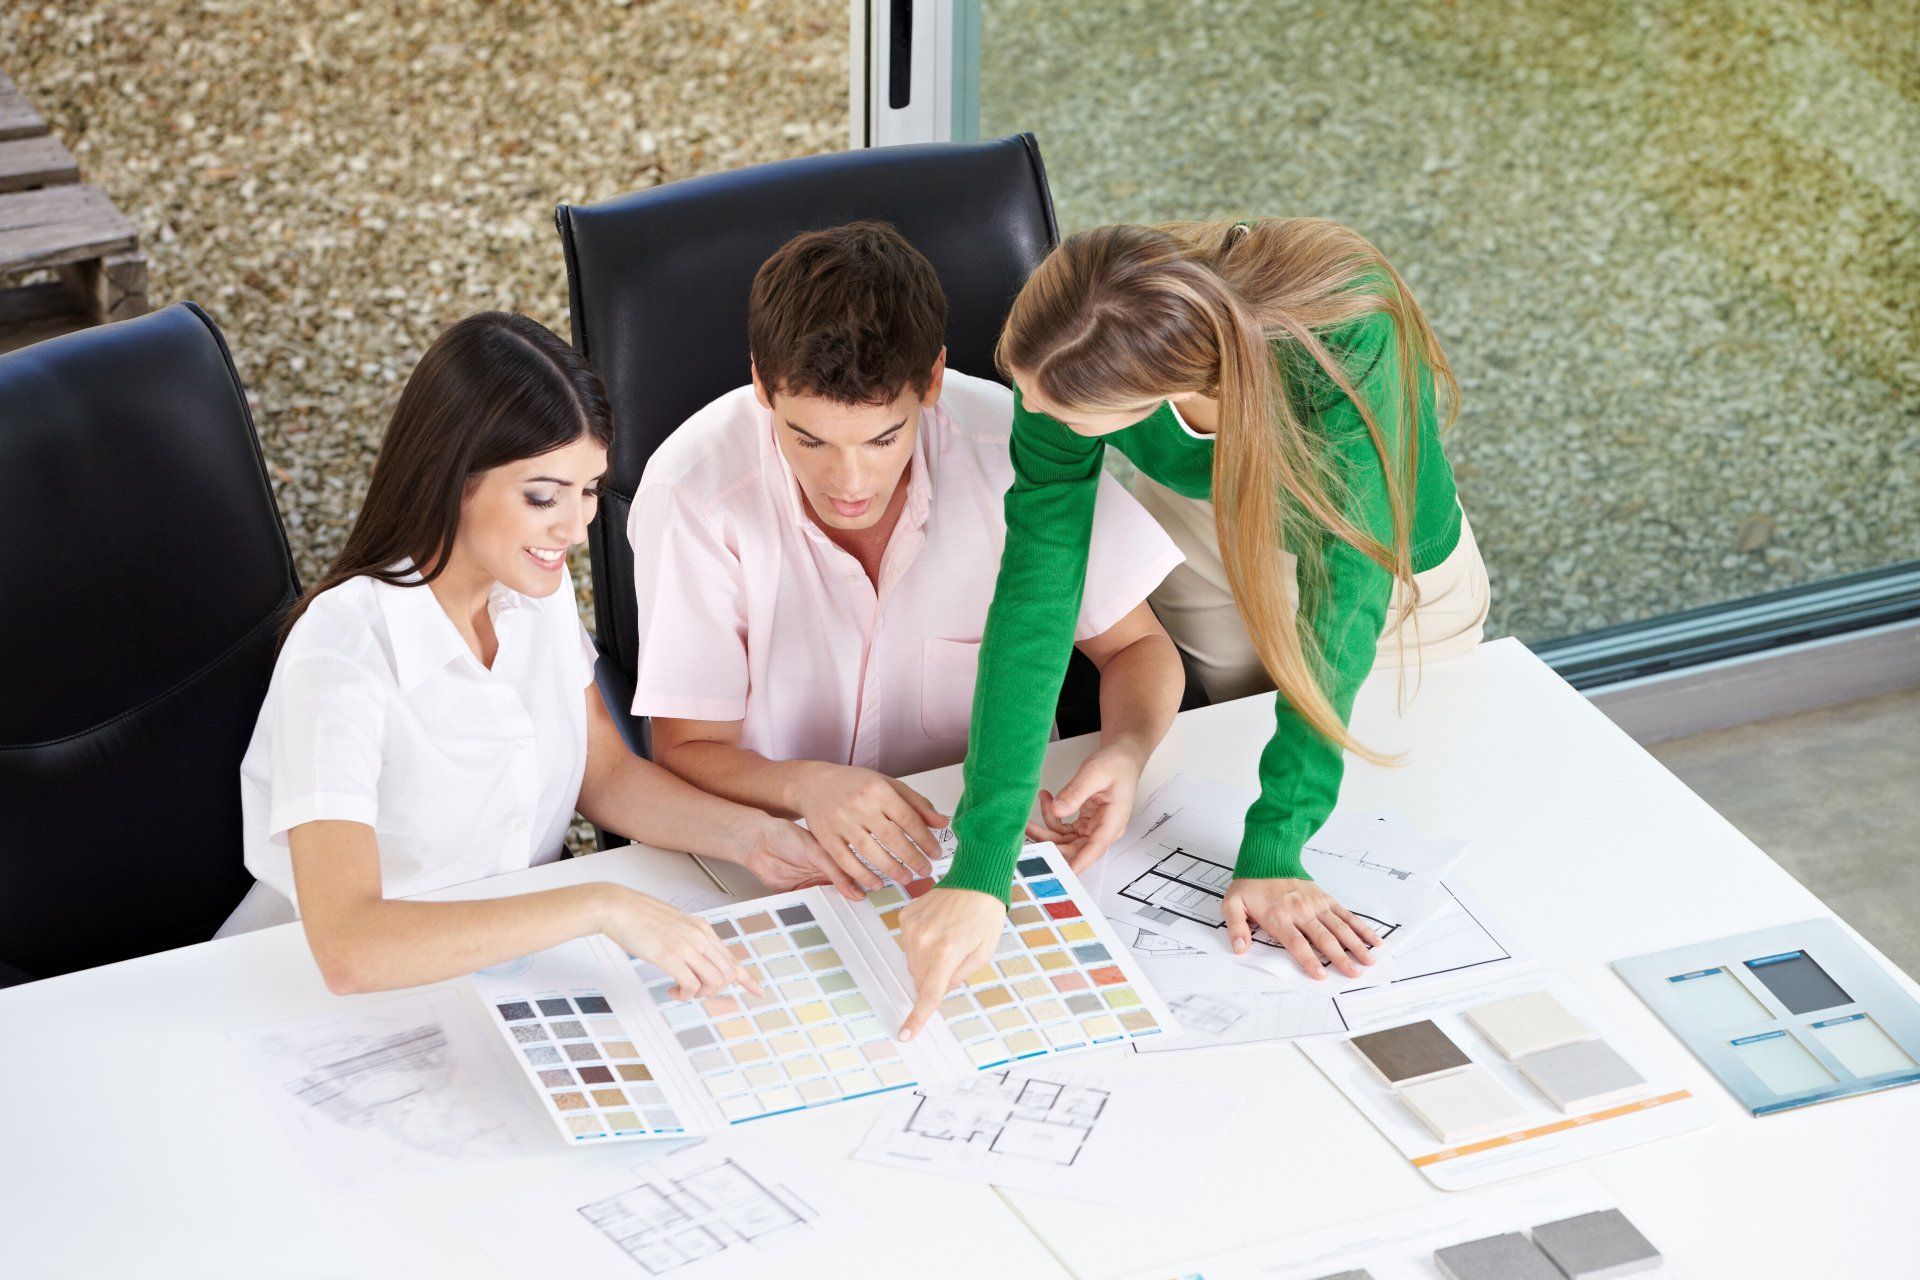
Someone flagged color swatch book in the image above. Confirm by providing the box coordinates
[1298,970,1709,1190]
[1120,1169,1686,1280]
[471,842,1174,1145]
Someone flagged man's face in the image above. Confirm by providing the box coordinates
[755,352,945,532]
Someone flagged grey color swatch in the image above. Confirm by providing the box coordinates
[1531,1208,1662,1278]
[1746,952,1853,1015]
[1309,1271,1376,1280]
[1434,1231,1563,1280]
[1519,1038,1648,1111]
[1349,1019,1472,1086]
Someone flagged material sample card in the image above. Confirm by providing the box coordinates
[1300,972,1709,1190]
[1122,1170,1688,1280]
[1531,1208,1662,1278]
[1433,1231,1563,1280]
[1465,989,1592,1061]
[1349,1019,1472,1087]
[1517,1039,1648,1113]
[473,842,1173,1143]
[1614,918,1920,1115]
[1398,1065,1530,1143]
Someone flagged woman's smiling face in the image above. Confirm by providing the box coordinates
[451,435,607,597]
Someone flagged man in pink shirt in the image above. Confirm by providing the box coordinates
[628,223,1186,897]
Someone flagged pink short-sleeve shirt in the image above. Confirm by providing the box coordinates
[627,370,1183,779]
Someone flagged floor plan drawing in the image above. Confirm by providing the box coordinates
[899,1070,1109,1166]
[1118,845,1397,953]
[578,1156,812,1275]
[231,990,548,1191]
[855,1066,1243,1211]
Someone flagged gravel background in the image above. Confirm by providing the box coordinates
[9,0,1916,651]
[984,0,1920,644]
[4,0,847,597]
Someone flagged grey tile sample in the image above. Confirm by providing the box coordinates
[1349,1018,1472,1086]
[1531,1208,1662,1278]
[1309,1272,1376,1280]
[1745,951,1852,1015]
[1519,1038,1648,1111]
[1434,1231,1563,1280]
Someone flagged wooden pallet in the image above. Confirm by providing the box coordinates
[0,68,147,331]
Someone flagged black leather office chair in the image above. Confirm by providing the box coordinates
[555,134,1126,791]
[0,303,299,983]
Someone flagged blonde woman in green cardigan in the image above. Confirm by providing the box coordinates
[896,218,1490,1039]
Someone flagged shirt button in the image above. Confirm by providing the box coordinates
[512,818,529,833]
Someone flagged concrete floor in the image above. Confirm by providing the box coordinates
[1648,686,1920,978]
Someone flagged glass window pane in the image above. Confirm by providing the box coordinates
[980,1,1920,645]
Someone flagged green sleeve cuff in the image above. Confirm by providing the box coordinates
[937,838,1025,905]
[1235,826,1312,882]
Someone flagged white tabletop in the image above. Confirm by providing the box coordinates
[2,639,1913,1278]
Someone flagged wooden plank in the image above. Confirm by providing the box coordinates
[0,69,48,142]
[0,135,79,193]
[58,250,146,324]
[0,184,137,275]
[0,279,79,327]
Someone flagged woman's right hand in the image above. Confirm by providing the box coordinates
[597,887,763,1001]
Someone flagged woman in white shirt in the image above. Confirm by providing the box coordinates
[226,312,833,999]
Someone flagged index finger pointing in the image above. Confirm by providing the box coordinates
[898,965,952,1043]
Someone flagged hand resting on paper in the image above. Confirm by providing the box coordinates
[1222,876,1383,980]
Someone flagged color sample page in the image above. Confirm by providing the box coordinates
[1298,971,1709,1191]
[629,888,930,1126]
[861,843,1178,1067]
[473,938,704,1144]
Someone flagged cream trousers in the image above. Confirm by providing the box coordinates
[1129,471,1491,703]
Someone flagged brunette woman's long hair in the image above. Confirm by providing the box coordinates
[279,311,613,641]
[997,219,1457,763]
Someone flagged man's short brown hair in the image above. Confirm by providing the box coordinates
[748,221,948,405]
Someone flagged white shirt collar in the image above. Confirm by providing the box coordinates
[373,563,527,691]
[1166,399,1213,441]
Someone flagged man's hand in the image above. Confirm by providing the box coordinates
[1024,743,1146,872]
[895,886,1004,1041]
[790,763,948,891]
[1221,877,1383,979]
[740,817,841,895]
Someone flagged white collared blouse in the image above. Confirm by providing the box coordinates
[237,565,598,914]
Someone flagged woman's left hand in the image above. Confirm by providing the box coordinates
[1221,877,1383,979]
[1024,743,1146,873]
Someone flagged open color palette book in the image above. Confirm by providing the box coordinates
[1613,917,1920,1115]
[471,842,1174,1144]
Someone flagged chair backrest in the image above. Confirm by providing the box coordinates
[0,303,299,981]
[556,134,1110,735]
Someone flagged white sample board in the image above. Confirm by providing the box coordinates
[1120,1169,1684,1280]
[1297,970,1711,1190]
[1614,917,1920,1115]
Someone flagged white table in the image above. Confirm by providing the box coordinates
[2,639,1913,1277]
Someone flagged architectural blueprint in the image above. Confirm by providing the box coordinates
[463,1139,862,1280]
[855,1067,1241,1211]
[1096,774,1470,985]
[230,989,550,1191]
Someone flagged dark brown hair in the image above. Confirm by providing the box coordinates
[279,311,613,640]
[747,220,947,405]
